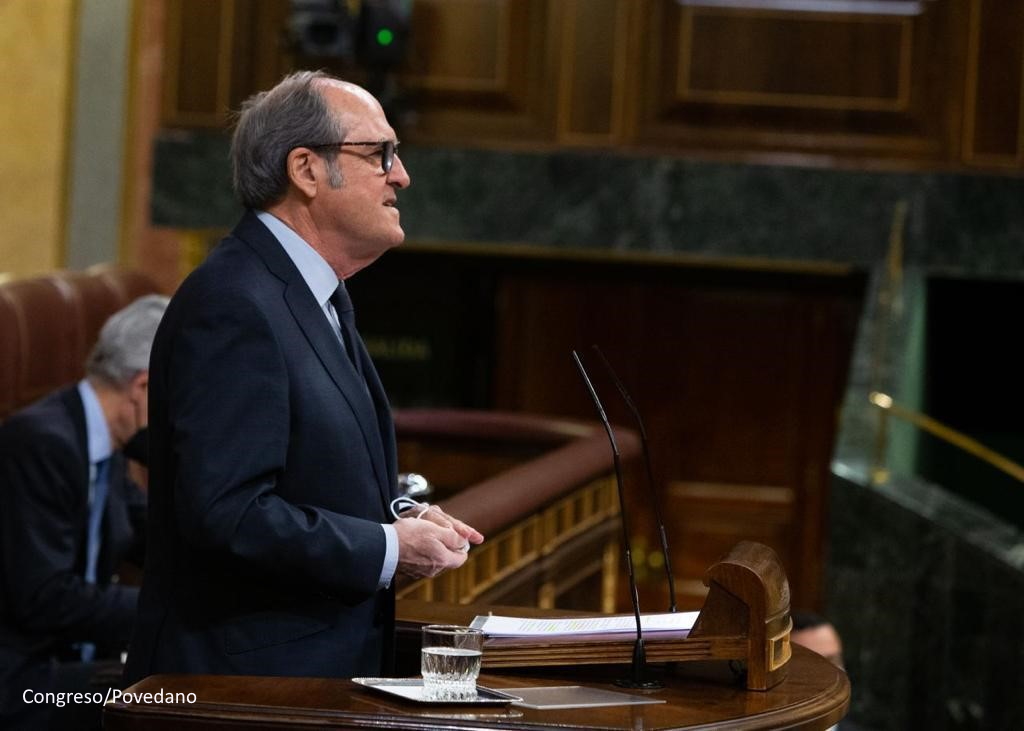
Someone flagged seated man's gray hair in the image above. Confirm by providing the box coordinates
[85,294,170,387]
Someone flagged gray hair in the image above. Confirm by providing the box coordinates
[231,70,348,209]
[85,294,169,387]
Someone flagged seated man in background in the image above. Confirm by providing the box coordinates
[0,294,169,730]
[790,611,845,669]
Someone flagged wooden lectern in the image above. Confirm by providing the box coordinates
[404,540,792,691]
[103,646,847,730]
[105,542,847,729]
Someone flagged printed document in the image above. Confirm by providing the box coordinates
[471,611,699,637]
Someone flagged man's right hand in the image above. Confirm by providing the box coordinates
[393,517,470,579]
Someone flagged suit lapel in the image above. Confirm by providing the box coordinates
[235,213,393,510]
[284,282,392,501]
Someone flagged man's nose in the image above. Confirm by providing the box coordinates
[387,154,410,189]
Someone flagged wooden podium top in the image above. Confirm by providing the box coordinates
[103,644,848,731]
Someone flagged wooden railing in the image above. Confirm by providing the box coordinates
[392,409,640,612]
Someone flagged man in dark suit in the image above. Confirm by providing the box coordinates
[125,71,483,683]
[0,294,168,730]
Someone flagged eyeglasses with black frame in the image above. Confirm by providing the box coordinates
[307,140,399,175]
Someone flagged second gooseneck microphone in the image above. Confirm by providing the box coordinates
[572,349,663,689]
[590,345,678,613]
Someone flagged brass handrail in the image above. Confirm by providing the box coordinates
[869,391,1024,485]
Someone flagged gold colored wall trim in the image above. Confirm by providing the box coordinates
[601,541,619,613]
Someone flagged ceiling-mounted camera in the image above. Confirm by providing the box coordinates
[289,0,356,60]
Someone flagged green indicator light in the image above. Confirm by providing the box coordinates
[376,28,394,46]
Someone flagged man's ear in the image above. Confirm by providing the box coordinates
[128,370,149,404]
[286,147,319,199]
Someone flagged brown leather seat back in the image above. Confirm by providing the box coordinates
[0,267,161,421]
[0,276,82,414]
[61,268,137,367]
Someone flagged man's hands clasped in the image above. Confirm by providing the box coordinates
[393,504,484,579]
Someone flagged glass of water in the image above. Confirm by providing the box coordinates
[420,624,484,700]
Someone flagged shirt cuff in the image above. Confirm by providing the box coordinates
[378,523,398,589]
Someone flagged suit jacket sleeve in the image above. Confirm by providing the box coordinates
[121,473,148,568]
[162,286,386,597]
[0,433,137,648]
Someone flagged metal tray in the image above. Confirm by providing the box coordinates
[352,677,521,705]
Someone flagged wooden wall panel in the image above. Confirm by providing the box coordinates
[632,0,968,162]
[489,263,864,612]
[163,0,228,124]
[162,0,288,128]
[230,0,290,108]
[963,0,1024,165]
[156,0,1024,171]
[399,0,555,142]
[555,0,628,143]
[405,0,507,92]
[682,12,908,111]
[669,481,795,608]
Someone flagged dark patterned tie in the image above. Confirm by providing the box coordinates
[81,457,110,661]
[330,281,363,375]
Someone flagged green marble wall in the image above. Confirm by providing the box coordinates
[831,262,1024,730]
[152,133,1024,277]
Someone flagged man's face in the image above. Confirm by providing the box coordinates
[314,82,411,275]
[112,370,149,449]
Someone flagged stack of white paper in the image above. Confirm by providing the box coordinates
[470,612,699,637]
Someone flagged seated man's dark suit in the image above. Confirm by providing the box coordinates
[125,211,398,683]
[0,386,144,726]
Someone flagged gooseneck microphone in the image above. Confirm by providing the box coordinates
[572,350,664,689]
[591,345,678,613]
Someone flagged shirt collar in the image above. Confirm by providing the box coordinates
[77,380,112,464]
[256,210,339,307]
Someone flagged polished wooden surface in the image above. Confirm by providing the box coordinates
[103,644,847,731]
[157,0,1024,171]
